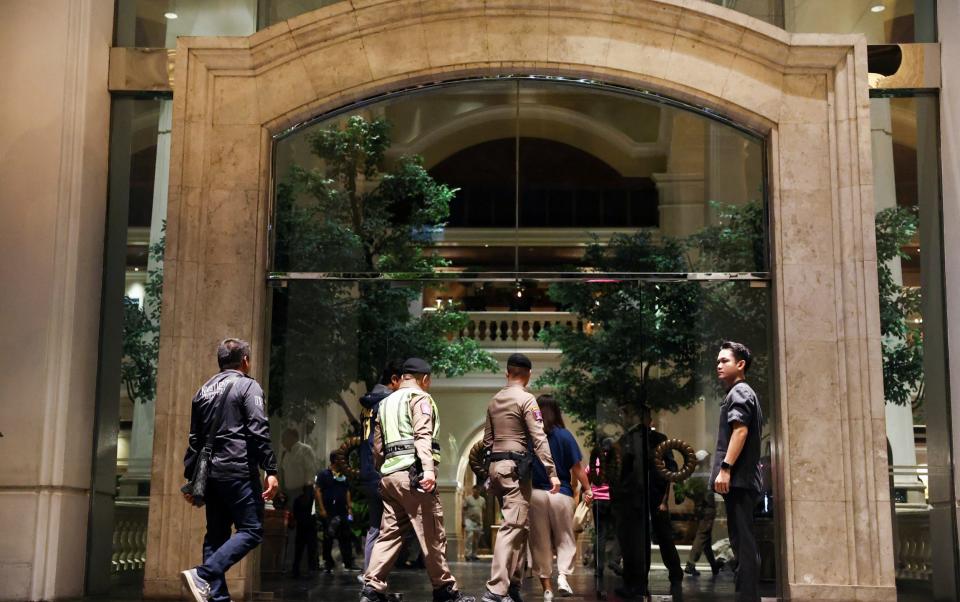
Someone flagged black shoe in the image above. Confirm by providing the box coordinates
[434,584,476,602]
[669,581,683,600]
[360,586,388,602]
[324,565,333,574]
[710,561,721,576]
[684,563,700,577]
[507,584,524,602]
[481,591,512,602]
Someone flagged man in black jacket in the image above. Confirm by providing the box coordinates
[180,339,279,602]
[358,359,403,574]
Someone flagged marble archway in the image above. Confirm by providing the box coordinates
[146,2,892,600]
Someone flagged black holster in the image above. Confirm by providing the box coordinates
[489,451,533,481]
[409,458,425,492]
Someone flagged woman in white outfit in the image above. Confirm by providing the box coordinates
[528,396,593,600]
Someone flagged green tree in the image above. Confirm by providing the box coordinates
[121,230,165,404]
[271,116,497,422]
[537,201,770,433]
[875,206,923,407]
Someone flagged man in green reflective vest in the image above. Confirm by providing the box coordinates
[360,358,474,602]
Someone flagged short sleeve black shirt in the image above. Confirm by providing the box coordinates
[711,381,763,492]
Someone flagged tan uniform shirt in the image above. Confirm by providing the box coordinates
[482,383,557,479]
[372,383,437,473]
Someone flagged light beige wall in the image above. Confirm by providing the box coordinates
[0,0,112,599]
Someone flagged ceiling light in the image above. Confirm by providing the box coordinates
[870,4,885,12]
[164,12,178,19]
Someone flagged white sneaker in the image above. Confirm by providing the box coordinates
[543,590,554,602]
[556,575,573,597]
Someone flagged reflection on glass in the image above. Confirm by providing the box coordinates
[871,94,954,596]
[115,0,257,47]
[256,0,341,30]
[541,280,774,596]
[710,0,937,43]
[273,80,767,276]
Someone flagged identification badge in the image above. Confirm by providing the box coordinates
[420,401,432,416]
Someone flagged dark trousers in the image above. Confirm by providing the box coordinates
[322,515,355,568]
[687,496,718,566]
[364,482,383,570]
[292,517,318,576]
[724,488,759,602]
[613,501,649,592]
[197,477,264,602]
[649,508,684,583]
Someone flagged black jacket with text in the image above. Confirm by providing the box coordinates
[183,369,278,481]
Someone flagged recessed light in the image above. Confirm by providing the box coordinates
[164,12,178,19]
[870,4,885,12]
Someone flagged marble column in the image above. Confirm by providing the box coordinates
[0,1,112,598]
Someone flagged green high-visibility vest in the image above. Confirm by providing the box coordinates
[379,388,441,475]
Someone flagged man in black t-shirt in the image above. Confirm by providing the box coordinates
[711,341,763,602]
[315,451,356,571]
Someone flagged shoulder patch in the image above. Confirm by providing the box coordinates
[420,400,432,416]
[531,403,543,422]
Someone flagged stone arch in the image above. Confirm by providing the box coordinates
[147,2,893,600]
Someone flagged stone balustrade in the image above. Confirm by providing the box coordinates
[113,499,149,573]
[454,311,587,347]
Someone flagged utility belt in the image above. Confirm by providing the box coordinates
[487,450,534,481]
[384,438,441,459]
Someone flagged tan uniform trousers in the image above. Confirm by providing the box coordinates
[365,471,457,593]
[487,459,531,596]
[529,488,577,578]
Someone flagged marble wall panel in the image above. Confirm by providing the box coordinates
[170,261,200,338]
[176,187,205,262]
[363,24,430,80]
[603,22,674,82]
[720,54,783,124]
[781,73,829,125]
[484,15,550,63]
[783,341,842,422]
[787,416,847,501]
[778,121,831,192]
[664,34,736,101]
[422,11,489,67]
[198,261,258,343]
[203,189,259,265]
[780,263,839,342]
[255,57,318,123]
[300,38,374,98]
[778,188,836,265]
[181,123,208,189]
[206,124,263,191]
[547,15,612,66]
[790,500,852,584]
[213,76,259,126]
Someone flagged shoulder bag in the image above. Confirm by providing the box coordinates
[181,378,238,507]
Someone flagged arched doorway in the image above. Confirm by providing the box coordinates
[145,3,891,601]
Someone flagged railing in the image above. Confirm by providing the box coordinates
[894,511,933,581]
[113,499,149,573]
[456,311,588,347]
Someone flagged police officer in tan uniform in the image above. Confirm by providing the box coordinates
[482,354,560,602]
[360,358,474,602]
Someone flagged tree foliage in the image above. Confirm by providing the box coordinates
[536,202,769,434]
[875,206,923,407]
[270,116,497,422]
[121,229,165,404]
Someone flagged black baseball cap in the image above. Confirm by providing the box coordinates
[402,357,432,375]
[507,353,532,370]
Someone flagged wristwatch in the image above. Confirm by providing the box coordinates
[720,461,733,471]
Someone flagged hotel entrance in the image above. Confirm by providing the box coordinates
[262,78,777,599]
